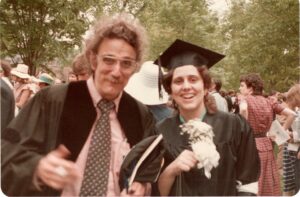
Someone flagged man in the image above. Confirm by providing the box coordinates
[0,59,13,89]
[1,79,15,133]
[72,52,92,81]
[209,78,228,112]
[2,13,156,196]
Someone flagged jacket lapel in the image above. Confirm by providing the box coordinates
[58,81,96,161]
[117,92,143,147]
[58,87,144,161]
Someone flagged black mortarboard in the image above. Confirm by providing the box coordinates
[154,39,225,98]
[154,39,225,69]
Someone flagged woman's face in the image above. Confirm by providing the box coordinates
[171,65,207,115]
[239,81,252,96]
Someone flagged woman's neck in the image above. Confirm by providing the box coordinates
[179,104,206,122]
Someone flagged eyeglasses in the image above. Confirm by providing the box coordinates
[97,55,137,72]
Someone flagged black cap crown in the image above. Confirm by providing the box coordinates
[154,39,225,69]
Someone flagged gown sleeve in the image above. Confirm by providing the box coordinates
[234,114,260,184]
[1,85,67,196]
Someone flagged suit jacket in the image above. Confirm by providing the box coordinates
[1,79,15,133]
[1,81,156,196]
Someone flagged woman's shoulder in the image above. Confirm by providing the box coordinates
[157,114,178,127]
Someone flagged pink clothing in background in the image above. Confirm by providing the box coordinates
[246,95,283,134]
[61,77,131,196]
[245,95,283,196]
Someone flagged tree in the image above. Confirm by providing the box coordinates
[221,0,299,92]
[0,0,102,75]
[146,0,221,61]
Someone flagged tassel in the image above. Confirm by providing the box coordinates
[158,57,163,100]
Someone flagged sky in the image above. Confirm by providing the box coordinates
[207,0,230,17]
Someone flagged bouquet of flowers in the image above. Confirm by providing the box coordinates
[180,119,220,179]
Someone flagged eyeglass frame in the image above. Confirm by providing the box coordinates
[96,54,138,73]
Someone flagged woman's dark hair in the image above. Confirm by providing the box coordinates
[240,73,264,95]
[162,65,217,113]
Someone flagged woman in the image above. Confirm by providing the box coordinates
[11,64,33,110]
[238,73,296,196]
[282,84,300,196]
[155,39,260,196]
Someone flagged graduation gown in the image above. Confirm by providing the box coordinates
[1,81,157,196]
[157,111,260,196]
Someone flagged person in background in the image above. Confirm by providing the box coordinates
[1,60,15,129]
[238,73,296,196]
[2,13,156,196]
[281,83,300,196]
[1,78,15,133]
[155,39,259,196]
[125,61,173,121]
[72,52,92,81]
[209,78,228,112]
[68,71,78,82]
[38,73,54,89]
[0,59,13,89]
[10,64,33,110]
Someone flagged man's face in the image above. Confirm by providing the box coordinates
[91,38,137,100]
[239,82,252,96]
[171,65,207,115]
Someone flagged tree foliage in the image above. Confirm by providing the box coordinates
[141,0,221,61]
[0,0,102,75]
[0,0,298,92]
[221,0,299,92]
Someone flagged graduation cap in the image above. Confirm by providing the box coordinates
[119,134,165,191]
[153,39,225,97]
[154,39,225,69]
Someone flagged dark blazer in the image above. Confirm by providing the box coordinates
[1,81,156,196]
[1,79,15,133]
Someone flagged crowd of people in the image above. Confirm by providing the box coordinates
[1,12,299,196]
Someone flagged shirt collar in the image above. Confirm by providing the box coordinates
[87,76,122,112]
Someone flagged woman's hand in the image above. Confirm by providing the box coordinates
[169,149,198,176]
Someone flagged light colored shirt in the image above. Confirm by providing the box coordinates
[210,91,228,112]
[61,77,131,196]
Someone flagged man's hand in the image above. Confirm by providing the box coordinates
[35,145,81,190]
[120,182,151,196]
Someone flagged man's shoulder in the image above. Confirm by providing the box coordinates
[36,83,69,101]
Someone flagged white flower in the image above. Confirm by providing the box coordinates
[180,119,220,179]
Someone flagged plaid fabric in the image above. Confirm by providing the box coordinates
[246,95,284,196]
[246,95,283,135]
[255,138,281,196]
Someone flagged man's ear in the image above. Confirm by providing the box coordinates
[249,87,254,95]
[87,51,97,71]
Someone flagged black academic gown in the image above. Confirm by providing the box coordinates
[157,111,260,196]
[1,81,157,196]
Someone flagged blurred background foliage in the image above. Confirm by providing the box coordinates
[0,0,298,92]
